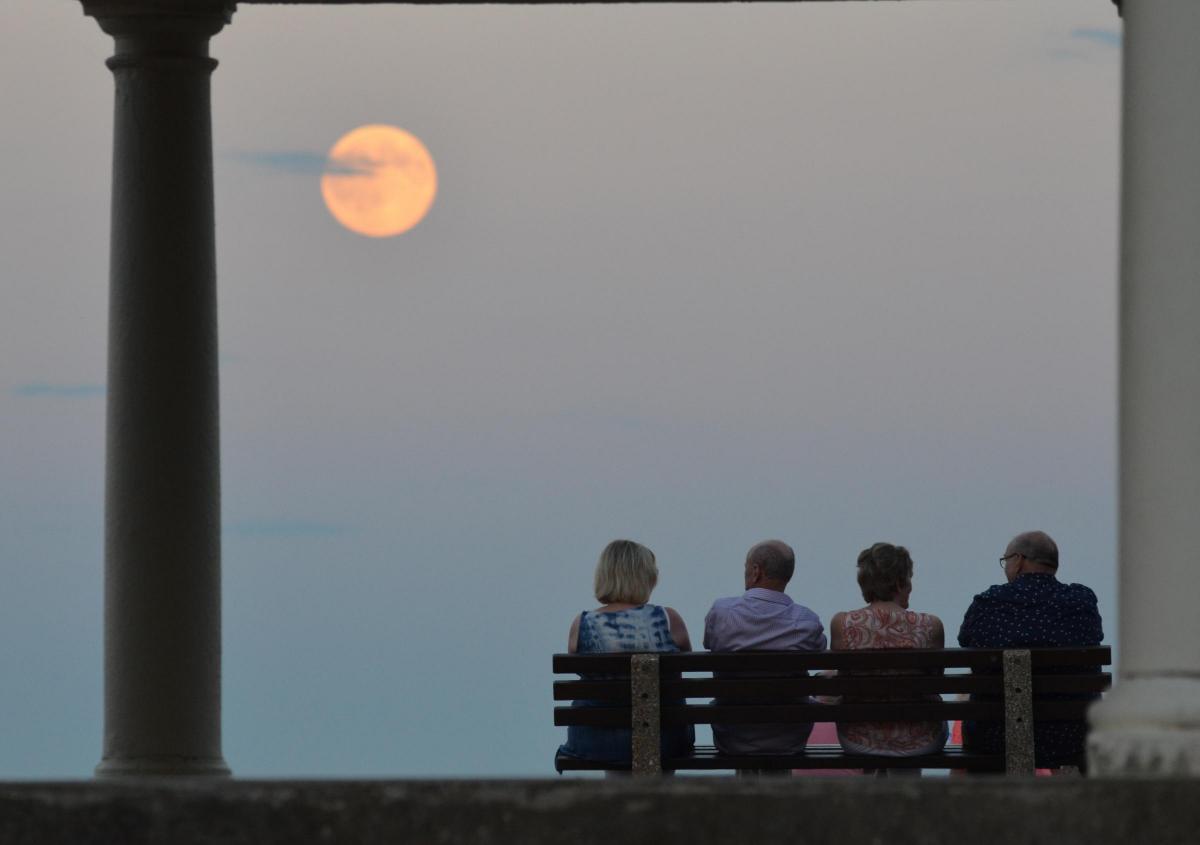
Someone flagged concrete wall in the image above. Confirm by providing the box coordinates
[2,778,1198,845]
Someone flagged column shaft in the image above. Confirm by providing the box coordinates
[1089,0,1200,776]
[85,1,233,778]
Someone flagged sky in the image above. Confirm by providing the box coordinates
[0,0,1121,778]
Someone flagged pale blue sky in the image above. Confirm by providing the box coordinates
[1,0,1120,777]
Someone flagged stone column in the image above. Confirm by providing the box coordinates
[1089,0,1200,776]
[82,0,233,777]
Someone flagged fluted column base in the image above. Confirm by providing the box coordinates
[1090,677,1200,776]
[95,756,232,779]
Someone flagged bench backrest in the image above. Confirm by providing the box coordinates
[553,646,1112,774]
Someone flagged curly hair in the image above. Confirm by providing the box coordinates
[856,542,914,603]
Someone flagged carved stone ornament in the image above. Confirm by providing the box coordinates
[80,0,235,39]
[1089,676,1200,776]
[81,0,234,19]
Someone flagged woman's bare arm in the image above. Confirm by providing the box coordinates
[665,607,692,652]
[829,611,846,651]
[568,613,581,653]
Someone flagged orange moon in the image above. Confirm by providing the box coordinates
[321,125,437,237]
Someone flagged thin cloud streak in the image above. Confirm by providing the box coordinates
[227,150,372,177]
[12,383,106,399]
[226,519,350,539]
[1071,28,1122,48]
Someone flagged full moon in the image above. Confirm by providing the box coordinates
[321,124,437,238]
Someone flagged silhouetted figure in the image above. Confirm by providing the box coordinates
[958,531,1104,767]
[704,540,826,757]
[556,540,694,770]
[831,542,948,763]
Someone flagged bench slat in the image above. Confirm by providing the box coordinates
[555,676,1002,700]
[552,673,1111,701]
[556,649,997,674]
[552,646,1111,675]
[555,699,1093,727]
[677,746,1006,771]
[1033,674,1112,694]
[557,701,999,726]
[555,745,1011,772]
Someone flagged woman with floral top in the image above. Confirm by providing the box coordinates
[830,542,948,760]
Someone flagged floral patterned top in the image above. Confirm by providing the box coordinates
[835,605,948,756]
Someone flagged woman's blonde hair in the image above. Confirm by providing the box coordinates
[856,542,913,603]
[593,539,658,605]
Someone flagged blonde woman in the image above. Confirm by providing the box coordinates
[556,540,694,768]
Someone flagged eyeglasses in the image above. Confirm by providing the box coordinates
[998,553,1022,569]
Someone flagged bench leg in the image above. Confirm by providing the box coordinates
[1003,649,1035,776]
[630,654,662,776]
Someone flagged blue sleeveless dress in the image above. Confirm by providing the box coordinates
[556,605,695,768]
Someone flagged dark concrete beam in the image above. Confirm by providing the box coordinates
[0,778,1197,845]
[238,0,904,3]
[235,0,1122,14]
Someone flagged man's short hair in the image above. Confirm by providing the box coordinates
[747,540,795,583]
[1006,531,1059,569]
[856,542,914,603]
[593,539,658,604]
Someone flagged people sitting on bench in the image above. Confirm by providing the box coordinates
[553,531,1110,774]
[957,531,1104,767]
[703,540,826,756]
[830,542,949,760]
[555,539,695,768]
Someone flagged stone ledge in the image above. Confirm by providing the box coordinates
[2,778,1199,845]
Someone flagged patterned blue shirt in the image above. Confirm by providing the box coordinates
[558,605,693,767]
[957,573,1104,765]
[576,604,678,654]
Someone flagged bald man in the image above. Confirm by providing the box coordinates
[958,531,1104,767]
[703,540,826,756]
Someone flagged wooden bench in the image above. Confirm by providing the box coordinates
[553,646,1111,775]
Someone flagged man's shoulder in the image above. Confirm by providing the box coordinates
[970,582,1015,603]
[1062,581,1099,602]
[706,595,743,618]
[789,600,822,621]
[1055,581,1103,626]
